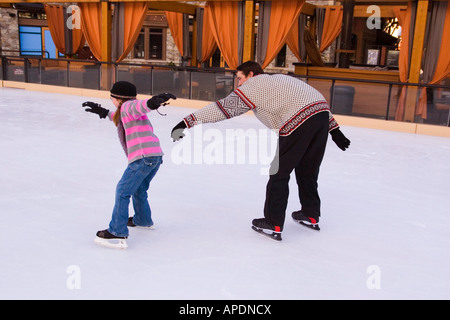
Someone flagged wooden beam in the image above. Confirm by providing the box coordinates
[353,5,407,18]
[404,0,428,122]
[301,2,316,16]
[100,1,111,90]
[354,0,410,4]
[0,0,199,14]
[243,0,255,63]
[339,0,355,68]
[0,0,201,2]
[101,1,111,62]
[191,14,197,66]
[146,1,198,15]
[0,0,413,4]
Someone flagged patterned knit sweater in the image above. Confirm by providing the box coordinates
[108,99,163,164]
[183,74,339,136]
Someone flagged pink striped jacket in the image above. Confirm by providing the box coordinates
[108,99,163,164]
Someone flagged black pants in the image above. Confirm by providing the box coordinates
[263,112,329,230]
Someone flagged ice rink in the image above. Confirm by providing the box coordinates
[1,87,449,300]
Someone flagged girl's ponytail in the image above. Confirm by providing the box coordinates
[112,100,124,126]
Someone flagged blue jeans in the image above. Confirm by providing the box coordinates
[108,156,162,237]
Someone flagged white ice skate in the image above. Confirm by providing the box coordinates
[127,217,155,230]
[94,230,128,250]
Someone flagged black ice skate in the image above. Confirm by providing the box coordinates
[127,217,155,230]
[251,218,282,241]
[94,229,128,250]
[292,210,320,231]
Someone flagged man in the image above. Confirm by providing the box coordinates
[171,61,350,241]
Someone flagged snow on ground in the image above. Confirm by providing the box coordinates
[0,87,449,300]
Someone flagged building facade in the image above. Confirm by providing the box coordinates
[0,1,337,73]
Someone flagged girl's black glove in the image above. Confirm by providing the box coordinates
[147,93,177,110]
[330,128,351,151]
[82,101,109,119]
[171,120,187,142]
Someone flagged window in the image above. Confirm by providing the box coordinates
[19,25,60,58]
[133,27,165,60]
[19,26,42,56]
[134,32,145,59]
[43,28,63,59]
[275,44,287,68]
[149,28,163,59]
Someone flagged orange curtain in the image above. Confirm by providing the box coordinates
[417,3,450,118]
[393,6,410,84]
[428,4,450,87]
[260,0,305,69]
[200,5,217,63]
[79,2,102,61]
[207,1,241,69]
[44,5,66,54]
[393,4,412,121]
[319,6,343,53]
[116,2,148,62]
[166,11,184,56]
[286,19,302,62]
[44,4,85,56]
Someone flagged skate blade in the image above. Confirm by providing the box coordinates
[94,236,128,250]
[135,225,155,230]
[252,226,282,241]
[294,220,320,231]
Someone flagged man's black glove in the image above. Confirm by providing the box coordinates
[330,128,350,151]
[147,93,177,110]
[82,101,109,119]
[171,120,187,142]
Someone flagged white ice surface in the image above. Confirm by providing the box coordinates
[0,87,449,300]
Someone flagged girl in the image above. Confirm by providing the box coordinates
[82,81,175,249]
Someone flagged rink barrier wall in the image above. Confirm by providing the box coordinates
[2,80,450,138]
[1,80,211,109]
